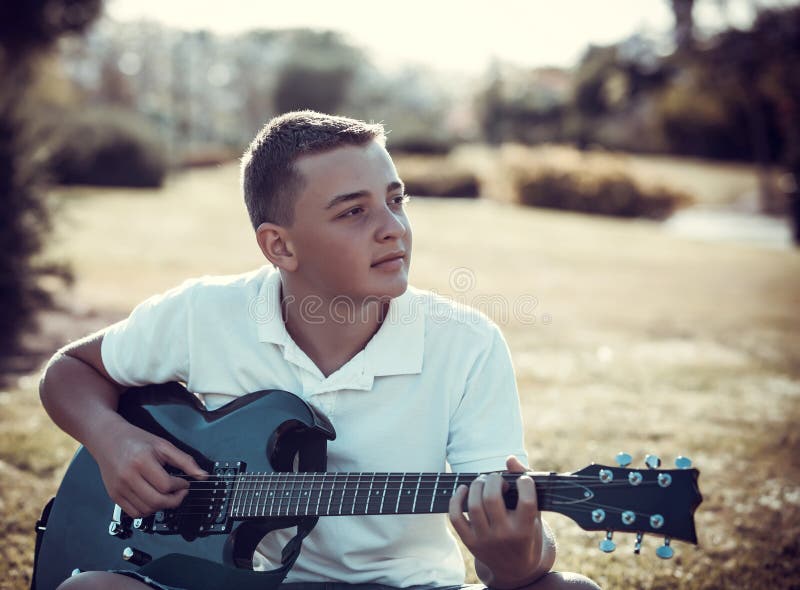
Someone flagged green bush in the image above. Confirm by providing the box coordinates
[515,168,690,219]
[47,108,168,187]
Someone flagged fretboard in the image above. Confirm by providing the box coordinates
[200,472,564,519]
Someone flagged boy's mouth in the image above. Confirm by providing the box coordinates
[371,251,406,267]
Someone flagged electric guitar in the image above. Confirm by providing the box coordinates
[32,382,702,590]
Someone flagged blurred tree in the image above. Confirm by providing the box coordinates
[700,4,800,241]
[273,30,360,115]
[0,0,102,370]
[670,0,697,54]
[475,60,571,146]
[475,60,508,145]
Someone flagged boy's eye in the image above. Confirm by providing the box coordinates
[340,207,364,218]
[338,195,409,219]
[391,194,411,206]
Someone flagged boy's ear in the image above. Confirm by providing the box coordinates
[256,222,298,271]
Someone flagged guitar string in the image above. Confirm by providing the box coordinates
[172,483,669,506]
[149,492,672,524]
[169,486,676,519]
[170,470,684,483]
[177,479,670,492]
[169,473,675,487]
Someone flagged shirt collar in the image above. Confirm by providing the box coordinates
[255,268,425,385]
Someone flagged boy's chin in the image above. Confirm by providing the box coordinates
[363,277,408,301]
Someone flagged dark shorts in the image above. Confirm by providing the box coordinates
[111,571,486,590]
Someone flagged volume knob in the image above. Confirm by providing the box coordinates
[122,547,152,566]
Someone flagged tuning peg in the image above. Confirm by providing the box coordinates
[615,452,632,467]
[675,456,692,469]
[656,538,674,559]
[599,531,616,553]
[633,532,644,555]
[645,454,661,469]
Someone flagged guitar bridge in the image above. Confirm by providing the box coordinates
[150,460,245,535]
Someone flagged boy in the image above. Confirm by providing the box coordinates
[39,111,599,590]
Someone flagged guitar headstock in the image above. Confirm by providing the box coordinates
[546,453,702,558]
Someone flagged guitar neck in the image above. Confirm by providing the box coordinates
[215,472,562,519]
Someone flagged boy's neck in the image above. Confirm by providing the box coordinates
[279,280,391,378]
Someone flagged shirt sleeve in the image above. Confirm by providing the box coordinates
[446,322,529,473]
[100,279,196,386]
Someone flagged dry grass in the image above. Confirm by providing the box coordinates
[2,155,800,589]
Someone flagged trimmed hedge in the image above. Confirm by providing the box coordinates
[47,108,168,187]
[393,155,480,198]
[515,168,691,219]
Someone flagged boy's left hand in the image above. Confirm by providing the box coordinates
[448,456,546,589]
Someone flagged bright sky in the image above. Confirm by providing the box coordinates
[105,0,788,74]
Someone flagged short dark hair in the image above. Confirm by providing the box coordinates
[240,110,386,228]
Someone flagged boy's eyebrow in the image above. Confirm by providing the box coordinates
[324,180,405,210]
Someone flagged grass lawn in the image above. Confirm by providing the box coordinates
[1,157,799,589]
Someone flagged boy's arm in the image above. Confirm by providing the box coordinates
[449,456,557,589]
[39,330,206,517]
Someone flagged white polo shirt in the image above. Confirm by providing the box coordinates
[101,265,528,587]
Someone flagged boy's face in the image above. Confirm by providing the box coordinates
[280,139,412,303]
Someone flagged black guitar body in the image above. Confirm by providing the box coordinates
[34,383,336,590]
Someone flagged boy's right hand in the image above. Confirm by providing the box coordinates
[91,419,208,518]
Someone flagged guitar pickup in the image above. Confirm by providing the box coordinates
[150,460,245,534]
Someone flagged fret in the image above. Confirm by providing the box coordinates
[397,473,416,514]
[317,473,330,516]
[231,474,243,518]
[259,473,268,517]
[261,473,272,516]
[245,474,254,518]
[253,474,261,517]
[395,473,405,514]
[269,472,281,516]
[351,473,360,515]
[259,473,269,517]
[282,474,291,517]
[292,473,302,516]
[255,474,264,517]
[304,473,314,516]
[247,474,255,517]
[314,472,323,516]
[429,474,458,513]
[378,473,388,514]
[268,474,276,517]
[429,473,441,513]
[326,473,336,516]
[338,473,349,515]
[278,472,290,516]
[365,472,375,515]
[411,474,422,513]
[260,474,269,516]
[269,473,277,517]
[251,474,259,517]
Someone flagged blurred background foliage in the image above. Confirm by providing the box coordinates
[1,0,799,364]
[2,4,800,588]
[0,0,102,372]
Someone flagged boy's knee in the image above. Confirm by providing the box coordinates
[57,571,152,590]
[526,571,602,590]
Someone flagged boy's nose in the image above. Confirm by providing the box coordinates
[376,206,409,240]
